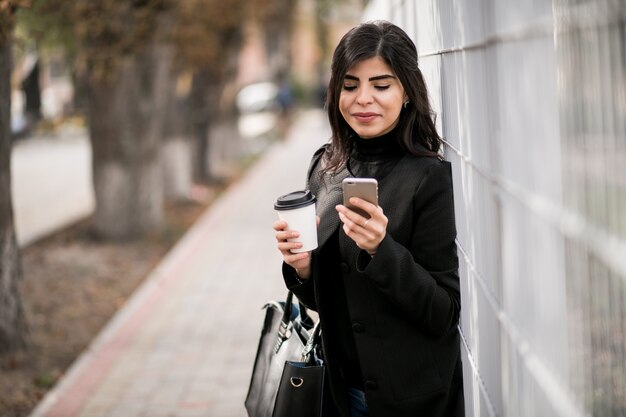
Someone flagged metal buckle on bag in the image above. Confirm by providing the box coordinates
[300,335,314,362]
[290,377,304,388]
[300,321,320,362]
[274,320,292,354]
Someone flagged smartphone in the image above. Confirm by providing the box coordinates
[342,178,378,219]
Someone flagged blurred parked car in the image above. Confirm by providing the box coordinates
[236,81,280,139]
[236,81,279,114]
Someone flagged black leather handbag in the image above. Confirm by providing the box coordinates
[245,291,324,417]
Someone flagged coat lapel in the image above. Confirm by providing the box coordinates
[310,167,349,251]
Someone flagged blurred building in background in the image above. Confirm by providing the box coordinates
[363,1,625,416]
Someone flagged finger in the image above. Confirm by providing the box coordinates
[316,216,321,226]
[337,210,359,229]
[337,205,369,228]
[342,223,374,247]
[342,223,383,254]
[273,220,288,231]
[349,197,379,218]
[278,241,303,252]
[276,230,299,242]
[338,212,377,240]
[341,203,387,231]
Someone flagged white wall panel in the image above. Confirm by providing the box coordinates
[374,0,625,416]
[414,0,443,54]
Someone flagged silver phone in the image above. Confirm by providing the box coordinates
[342,178,378,219]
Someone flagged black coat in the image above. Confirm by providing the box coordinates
[283,145,464,417]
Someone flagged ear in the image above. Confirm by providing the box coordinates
[402,93,410,108]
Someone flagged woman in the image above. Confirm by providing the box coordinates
[274,21,463,417]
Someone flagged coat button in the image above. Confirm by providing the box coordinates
[364,380,378,390]
[340,262,351,274]
[352,322,365,333]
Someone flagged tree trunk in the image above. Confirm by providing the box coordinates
[188,67,212,183]
[162,69,193,200]
[200,28,244,182]
[87,40,170,240]
[315,0,330,105]
[206,61,243,180]
[0,34,28,353]
[264,0,295,78]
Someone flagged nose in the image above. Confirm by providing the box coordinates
[355,86,374,105]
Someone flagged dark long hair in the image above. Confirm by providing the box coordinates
[324,20,442,172]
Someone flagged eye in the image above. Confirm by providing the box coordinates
[374,85,390,91]
[342,85,357,91]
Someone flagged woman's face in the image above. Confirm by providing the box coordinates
[339,56,406,139]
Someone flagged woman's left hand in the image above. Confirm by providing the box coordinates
[336,197,388,256]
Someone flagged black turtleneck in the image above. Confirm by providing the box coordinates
[347,128,404,180]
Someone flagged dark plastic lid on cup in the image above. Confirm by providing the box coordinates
[274,190,316,210]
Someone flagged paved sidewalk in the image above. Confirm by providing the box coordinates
[28,109,329,417]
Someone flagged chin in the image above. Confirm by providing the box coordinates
[350,121,397,138]
[354,128,385,139]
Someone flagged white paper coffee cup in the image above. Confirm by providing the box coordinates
[274,190,318,253]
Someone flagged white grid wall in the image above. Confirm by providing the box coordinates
[369,0,626,416]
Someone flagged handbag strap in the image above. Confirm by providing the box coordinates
[274,291,321,357]
[281,291,294,325]
[280,291,311,326]
[300,321,322,363]
[274,292,294,354]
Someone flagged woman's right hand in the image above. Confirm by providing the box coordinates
[273,220,314,280]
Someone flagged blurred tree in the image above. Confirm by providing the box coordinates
[18,0,173,239]
[315,0,332,91]
[254,0,296,78]
[15,0,297,238]
[0,0,29,354]
[80,1,173,239]
[166,0,246,185]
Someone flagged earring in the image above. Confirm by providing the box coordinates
[403,100,410,108]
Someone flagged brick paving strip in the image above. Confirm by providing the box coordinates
[29,109,328,417]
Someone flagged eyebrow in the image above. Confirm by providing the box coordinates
[344,74,397,82]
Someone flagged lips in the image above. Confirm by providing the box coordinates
[352,112,379,122]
